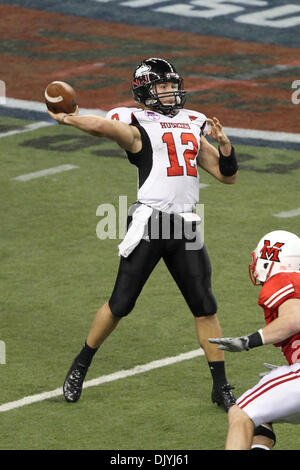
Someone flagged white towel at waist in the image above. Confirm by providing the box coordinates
[118,204,153,258]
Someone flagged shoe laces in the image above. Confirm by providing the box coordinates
[221,383,235,392]
[220,383,236,401]
[68,367,86,389]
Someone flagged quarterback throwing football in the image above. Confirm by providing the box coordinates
[47,58,238,410]
[210,230,300,449]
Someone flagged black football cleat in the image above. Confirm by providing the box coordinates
[63,361,88,403]
[211,383,236,411]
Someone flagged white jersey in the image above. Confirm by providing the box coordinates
[106,107,207,214]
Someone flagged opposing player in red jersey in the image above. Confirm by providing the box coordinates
[209,230,300,450]
[47,58,238,410]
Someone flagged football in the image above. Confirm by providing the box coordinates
[44,81,77,114]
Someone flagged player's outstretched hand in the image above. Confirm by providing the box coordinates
[208,336,251,352]
[206,117,230,146]
[47,105,79,124]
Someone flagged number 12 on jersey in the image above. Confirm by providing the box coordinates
[162,132,199,177]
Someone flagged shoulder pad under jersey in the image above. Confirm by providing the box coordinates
[181,108,207,134]
[259,273,299,310]
[106,107,141,124]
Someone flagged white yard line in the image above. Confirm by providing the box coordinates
[274,208,300,218]
[0,348,204,413]
[12,164,79,181]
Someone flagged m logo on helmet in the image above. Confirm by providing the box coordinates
[260,240,285,262]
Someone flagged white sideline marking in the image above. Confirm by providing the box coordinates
[1,97,300,143]
[0,121,53,138]
[0,98,106,139]
[0,348,204,413]
[12,164,79,181]
[274,208,300,218]
[1,97,106,117]
[223,126,300,144]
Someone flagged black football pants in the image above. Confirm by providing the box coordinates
[109,213,217,318]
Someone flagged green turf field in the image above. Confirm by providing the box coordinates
[1,115,300,450]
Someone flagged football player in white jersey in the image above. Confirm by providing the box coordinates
[47,58,238,410]
[209,230,300,450]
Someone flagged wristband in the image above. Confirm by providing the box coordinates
[247,329,264,349]
[218,145,238,176]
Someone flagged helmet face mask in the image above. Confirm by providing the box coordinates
[249,230,300,286]
[132,58,187,115]
[249,250,259,285]
[249,250,275,286]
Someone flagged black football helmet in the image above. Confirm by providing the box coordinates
[132,58,187,115]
